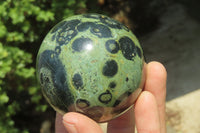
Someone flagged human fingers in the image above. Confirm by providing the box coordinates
[62,112,103,133]
[135,91,160,133]
[145,61,167,133]
[107,107,135,133]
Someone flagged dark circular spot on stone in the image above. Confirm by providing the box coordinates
[99,90,112,104]
[102,60,118,77]
[76,99,90,109]
[126,77,129,82]
[72,37,93,52]
[105,40,119,54]
[109,82,116,88]
[119,36,136,60]
[72,73,83,90]
[91,24,112,38]
[77,22,95,32]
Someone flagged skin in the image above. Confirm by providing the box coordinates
[55,61,167,133]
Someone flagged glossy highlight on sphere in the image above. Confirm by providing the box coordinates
[36,13,146,122]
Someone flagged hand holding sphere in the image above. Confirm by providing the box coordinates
[36,14,146,122]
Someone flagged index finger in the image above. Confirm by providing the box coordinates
[144,61,167,133]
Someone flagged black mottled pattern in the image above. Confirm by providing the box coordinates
[109,82,116,88]
[102,60,118,77]
[72,73,83,90]
[78,22,112,38]
[76,99,90,109]
[91,24,112,38]
[51,19,80,46]
[51,21,67,34]
[126,77,129,82]
[77,22,95,32]
[72,37,93,52]
[105,40,119,54]
[98,90,112,104]
[119,36,136,61]
[55,46,61,54]
[38,50,73,112]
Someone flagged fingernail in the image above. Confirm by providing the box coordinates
[63,116,78,133]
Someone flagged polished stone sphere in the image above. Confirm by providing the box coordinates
[36,14,146,122]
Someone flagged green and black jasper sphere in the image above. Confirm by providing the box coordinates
[36,14,146,122]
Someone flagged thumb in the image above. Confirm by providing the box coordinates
[63,112,103,133]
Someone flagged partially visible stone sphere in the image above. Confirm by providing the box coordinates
[36,14,146,122]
